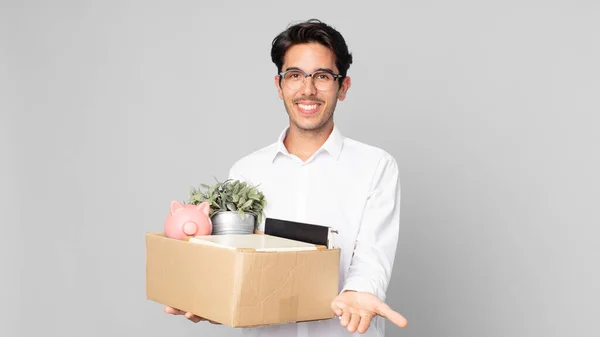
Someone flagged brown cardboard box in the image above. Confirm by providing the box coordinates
[145,232,340,327]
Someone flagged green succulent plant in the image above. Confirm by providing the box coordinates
[188,177,267,225]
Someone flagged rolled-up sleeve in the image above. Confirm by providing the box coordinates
[341,153,401,302]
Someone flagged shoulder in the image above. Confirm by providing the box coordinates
[341,136,401,192]
[341,136,398,168]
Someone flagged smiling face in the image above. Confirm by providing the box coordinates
[275,43,351,134]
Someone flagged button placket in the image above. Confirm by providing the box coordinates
[297,163,309,222]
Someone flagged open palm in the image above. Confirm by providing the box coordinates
[331,291,408,334]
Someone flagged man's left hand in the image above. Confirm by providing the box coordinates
[331,290,408,334]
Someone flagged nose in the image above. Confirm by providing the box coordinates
[301,75,317,95]
[183,222,197,235]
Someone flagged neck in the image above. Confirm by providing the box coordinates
[284,122,333,162]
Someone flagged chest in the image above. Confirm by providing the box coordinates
[252,162,372,246]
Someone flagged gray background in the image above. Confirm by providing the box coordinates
[1,0,598,336]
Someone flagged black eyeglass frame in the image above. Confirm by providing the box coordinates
[278,68,345,90]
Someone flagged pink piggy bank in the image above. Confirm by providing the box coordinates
[164,200,212,240]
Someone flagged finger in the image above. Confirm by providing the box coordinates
[331,301,343,317]
[331,298,348,319]
[340,309,352,327]
[164,306,184,315]
[346,313,361,333]
[375,303,408,328]
[184,312,204,323]
[357,313,373,334]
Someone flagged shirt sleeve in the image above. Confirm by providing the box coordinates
[341,153,401,302]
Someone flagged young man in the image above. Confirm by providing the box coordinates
[165,19,407,336]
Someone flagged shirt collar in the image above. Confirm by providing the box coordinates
[272,125,344,163]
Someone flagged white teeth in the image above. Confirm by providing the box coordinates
[298,104,318,111]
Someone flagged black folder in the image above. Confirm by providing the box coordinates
[264,218,336,248]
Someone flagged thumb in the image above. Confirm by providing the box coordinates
[375,302,408,328]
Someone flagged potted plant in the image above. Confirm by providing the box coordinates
[187,178,267,235]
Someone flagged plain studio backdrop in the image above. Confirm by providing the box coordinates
[1,1,598,336]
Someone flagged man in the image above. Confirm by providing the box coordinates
[165,19,407,336]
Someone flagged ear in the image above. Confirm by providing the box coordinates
[197,201,210,216]
[170,200,184,214]
[337,76,351,101]
[275,75,284,99]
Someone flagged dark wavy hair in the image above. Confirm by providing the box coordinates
[271,19,353,84]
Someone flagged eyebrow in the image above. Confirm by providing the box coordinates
[284,67,336,73]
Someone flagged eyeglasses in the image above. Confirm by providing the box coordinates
[279,69,344,91]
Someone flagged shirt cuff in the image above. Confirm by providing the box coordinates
[340,277,384,301]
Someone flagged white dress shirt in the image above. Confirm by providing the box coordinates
[228,125,401,337]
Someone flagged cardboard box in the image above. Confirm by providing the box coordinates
[145,232,340,327]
